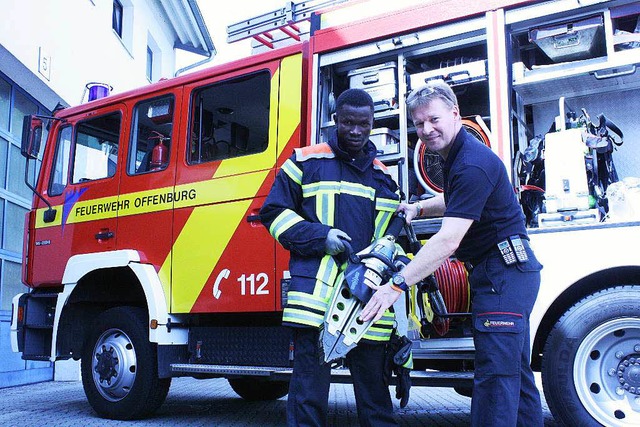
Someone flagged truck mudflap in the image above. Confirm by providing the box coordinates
[11,292,57,360]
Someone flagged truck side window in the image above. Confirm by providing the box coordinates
[49,125,72,196]
[72,112,121,183]
[128,96,174,174]
[189,71,269,164]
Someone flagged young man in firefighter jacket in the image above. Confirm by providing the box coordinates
[361,81,544,427]
[260,88,401,427]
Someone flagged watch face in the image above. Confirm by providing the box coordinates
[393,274,405,285]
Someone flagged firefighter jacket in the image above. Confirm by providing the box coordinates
[260,132,400,342]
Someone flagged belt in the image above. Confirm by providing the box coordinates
[466,235,530,269]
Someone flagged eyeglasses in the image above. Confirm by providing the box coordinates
[406,85,437,104]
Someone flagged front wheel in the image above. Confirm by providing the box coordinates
[542,285,640,426]
[81,306,171,420]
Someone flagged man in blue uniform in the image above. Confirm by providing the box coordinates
[361,81,544,426]
[260,88,400,427]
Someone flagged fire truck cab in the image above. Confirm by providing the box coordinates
[12,0,640,425]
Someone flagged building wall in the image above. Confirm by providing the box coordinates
[0,71,53,388]
[1,0,178,108]
[0,0,188,388]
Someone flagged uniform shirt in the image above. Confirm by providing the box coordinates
[260,130,400,337]
[442,127,527,263]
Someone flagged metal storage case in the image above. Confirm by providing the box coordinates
[369,127,399,156]
[529,15,605,63]
[348,62,398,111]
[409,59,488,89]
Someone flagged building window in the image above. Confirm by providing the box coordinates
[112,0,123,38]
[146,33,162,82]
[0,72,48,315]
[0,78,10,133]
[146,47,153,81]
[112,0,133,54]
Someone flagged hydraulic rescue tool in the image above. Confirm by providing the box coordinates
[321,214,407,363]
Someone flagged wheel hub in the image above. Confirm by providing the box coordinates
[617,354,640,395]
[91,329,137,402]
[573,317,640,427]
[95,345,119,384]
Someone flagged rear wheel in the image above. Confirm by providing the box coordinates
[228,377,289,401]
[542,286,640,427]
[81,306,171,420]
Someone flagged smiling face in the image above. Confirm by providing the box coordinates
[411,98,461,159]
[335,104,374,157]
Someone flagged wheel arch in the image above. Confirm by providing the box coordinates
[52,250,187,360]
[531,265,640,370]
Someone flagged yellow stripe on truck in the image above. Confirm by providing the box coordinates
[169,198,255,312]
[277,54,303,159]
[34,178,263,228]
[167,53,303,313]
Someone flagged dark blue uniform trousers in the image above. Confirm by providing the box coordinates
[468,244,544,427]
[287,327,397,427]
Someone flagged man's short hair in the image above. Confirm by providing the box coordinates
[335,88,375,114]
[406,81,458,119]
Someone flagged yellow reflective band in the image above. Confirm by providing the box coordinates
[376,197,400,212]
[315,255,338,297]
[363,311,394,341]
[374,210,393,239]
[282,308,324,327]
[282,159,302,185]
[270,209,304,240]
[316,191,333,226]
[302,181,375,200]
[287,290,330,311]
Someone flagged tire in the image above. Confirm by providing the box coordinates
[541,285,640,427]
[81,306,171,420]
[454,386,473,398]
[228,377,289,401]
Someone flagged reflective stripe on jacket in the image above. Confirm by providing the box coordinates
[260,133,400,341]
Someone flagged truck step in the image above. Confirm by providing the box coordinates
[170,363,474,387]
[170,364,291,377]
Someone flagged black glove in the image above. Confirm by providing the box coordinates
[395,365,411,408]
[393,335,412,408]
[385,334,413,408]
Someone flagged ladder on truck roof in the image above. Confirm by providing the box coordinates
[227,0,349,49]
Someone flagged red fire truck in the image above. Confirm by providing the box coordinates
[12,0,640,425]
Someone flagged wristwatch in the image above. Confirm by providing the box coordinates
[391,272,409,292]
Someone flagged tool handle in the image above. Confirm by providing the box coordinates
[385,212,406,238]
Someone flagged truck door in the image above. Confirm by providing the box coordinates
[28,105,125,285]
[171,54,302,314]
[115,91,181,300]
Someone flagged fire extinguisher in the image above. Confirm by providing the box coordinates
[149,131,169,170]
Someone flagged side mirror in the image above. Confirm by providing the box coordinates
[21,115,43,159]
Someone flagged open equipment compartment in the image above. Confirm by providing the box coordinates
[312,10,493,343]
[315,22,492,206]
[509,0,640,228]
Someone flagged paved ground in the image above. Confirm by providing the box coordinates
[0,377,561,426]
